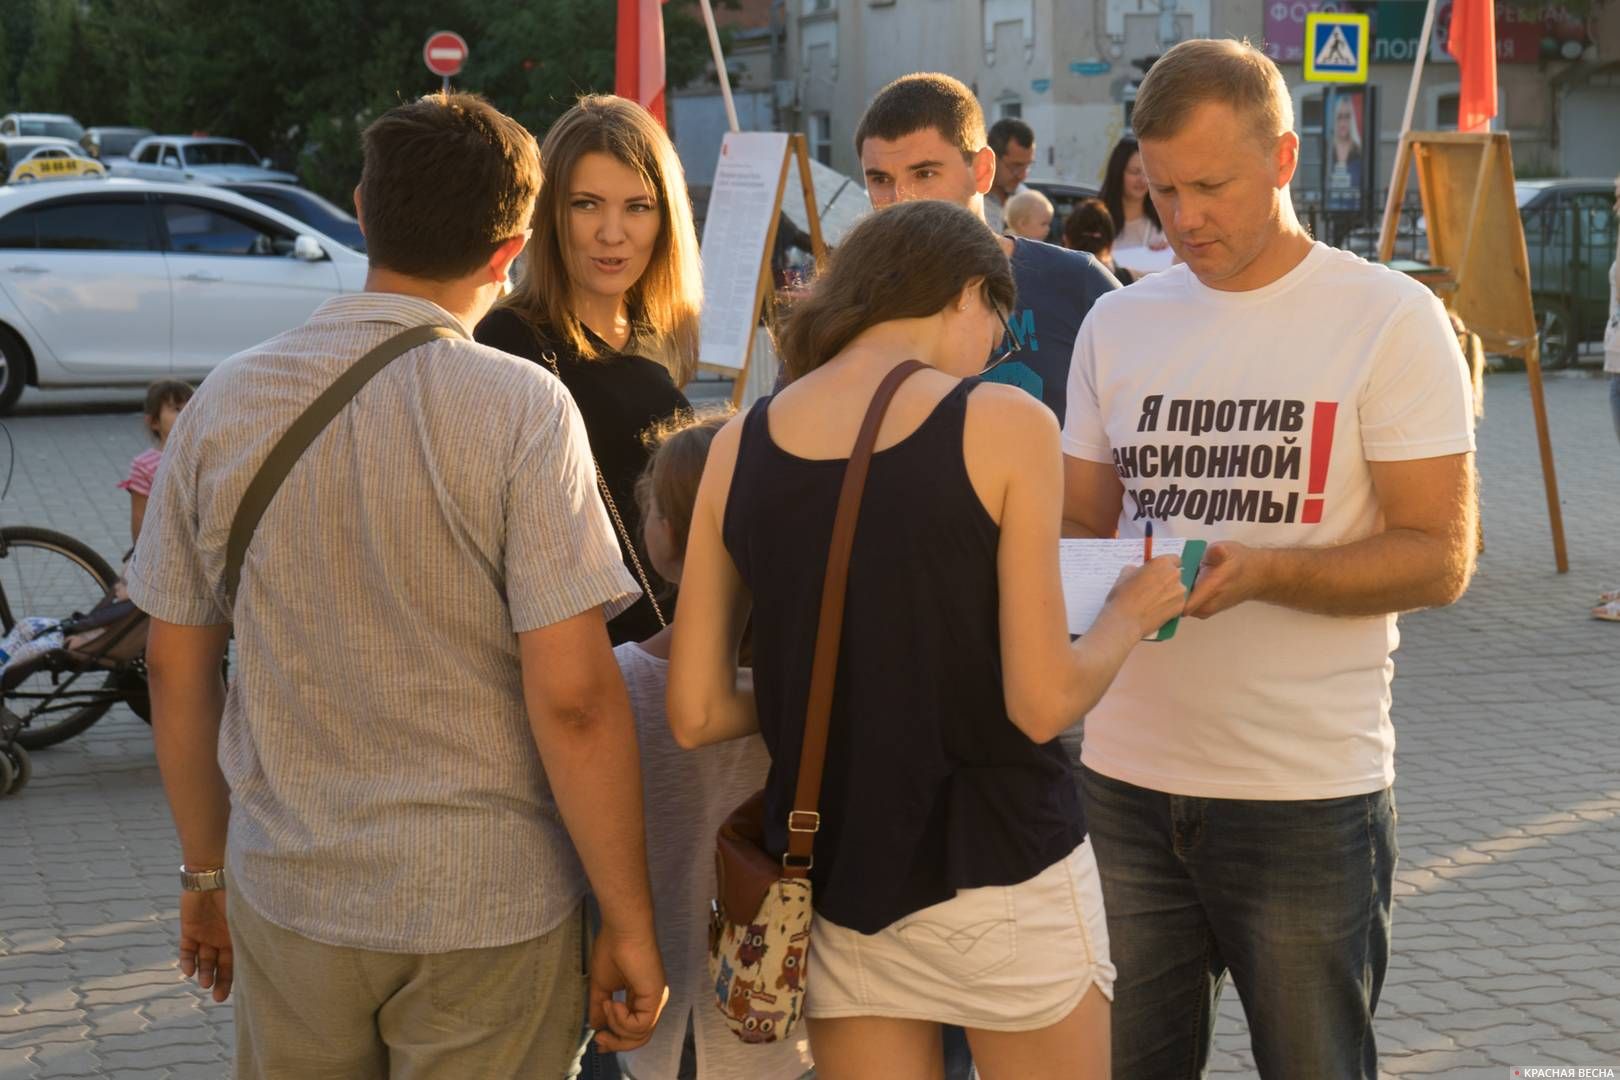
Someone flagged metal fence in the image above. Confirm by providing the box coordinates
[1295,196,1428,261]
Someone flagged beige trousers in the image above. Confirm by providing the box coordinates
[227,890,585,1079]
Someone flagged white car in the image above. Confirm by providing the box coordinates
[0,113,85,142]
[117,136,299,185]
[0,178,367,411]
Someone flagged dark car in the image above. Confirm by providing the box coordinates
[1515,179,1617,365]
[221,181,365,252]
[1024,179,1101,246]
[80,126,154,163]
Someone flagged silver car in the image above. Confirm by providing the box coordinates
[116,136,298,185]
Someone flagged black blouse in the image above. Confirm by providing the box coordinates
[475,307,690,645]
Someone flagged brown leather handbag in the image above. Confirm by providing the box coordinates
[707,359,926,1044]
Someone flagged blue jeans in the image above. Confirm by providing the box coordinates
[1609,375,1620,442]
[1079,766,1397,1080]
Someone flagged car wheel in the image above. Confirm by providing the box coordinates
[0,326,29,414]
[1536,302,1574,369]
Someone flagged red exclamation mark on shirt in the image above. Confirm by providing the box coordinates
[1301,402,1338,524]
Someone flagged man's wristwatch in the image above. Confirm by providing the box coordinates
[179,865,226,892]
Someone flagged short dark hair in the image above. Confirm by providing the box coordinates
[358,93,540,281]
[987,118,1035,156]
[143,378,193,442]
[854,73,985,159]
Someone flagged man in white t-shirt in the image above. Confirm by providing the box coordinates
[1061,41,1477,1080]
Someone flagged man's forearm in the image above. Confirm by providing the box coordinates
[535,696,656,935]
[1256,525,1475,616]
[149,656,230,869]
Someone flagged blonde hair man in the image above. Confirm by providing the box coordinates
[1062,39,1477,1079]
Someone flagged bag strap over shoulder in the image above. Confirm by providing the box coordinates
[221,323,463,610]
[783,358,928,877]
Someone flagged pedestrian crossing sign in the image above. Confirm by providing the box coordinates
[1303,12,1370,83]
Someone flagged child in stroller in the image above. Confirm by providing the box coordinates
[0,577,153,794]
[2,591,152,712]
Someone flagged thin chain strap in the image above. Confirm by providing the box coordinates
[540,350,667,629]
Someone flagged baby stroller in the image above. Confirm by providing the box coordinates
[0,526,152,797]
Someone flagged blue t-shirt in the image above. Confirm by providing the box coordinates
[984,237,1119,425]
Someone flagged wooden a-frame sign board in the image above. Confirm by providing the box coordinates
[1378,131,1568,573]
[696,132,827,405]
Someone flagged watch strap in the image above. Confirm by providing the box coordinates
[179,865,226,892]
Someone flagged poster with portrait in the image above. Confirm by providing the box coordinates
[1321,86,1376,215]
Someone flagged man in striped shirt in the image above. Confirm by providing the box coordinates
[129,94,666,1077]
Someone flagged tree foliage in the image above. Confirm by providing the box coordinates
[2,0,725,203]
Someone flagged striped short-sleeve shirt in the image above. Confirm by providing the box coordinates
[118,448,163,496]
[127,293,638,953]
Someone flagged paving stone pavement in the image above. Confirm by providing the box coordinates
[1,372,1616,1079]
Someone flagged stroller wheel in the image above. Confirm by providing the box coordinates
[0,743,24,796]
[1,742,28,795]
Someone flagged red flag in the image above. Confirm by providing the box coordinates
[616,0,667,126]
[1446,0,1497,133]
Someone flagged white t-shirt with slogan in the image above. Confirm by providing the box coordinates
[1062,242,1475,800]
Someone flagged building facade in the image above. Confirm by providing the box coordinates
[670,0,786,190]
[782,0,1203,186]
[771,0,1619,200]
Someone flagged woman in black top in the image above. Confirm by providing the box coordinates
[668,202,1187,1077]
[476,95,702,645]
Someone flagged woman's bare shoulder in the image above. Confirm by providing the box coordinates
[965,381,1061,450]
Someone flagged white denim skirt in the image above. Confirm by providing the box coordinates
[803,841,1114,1031]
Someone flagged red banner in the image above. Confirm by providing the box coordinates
[616,0,667,126]
[1447,0,1499,131]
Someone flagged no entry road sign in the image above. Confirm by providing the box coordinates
[423,31,469,78]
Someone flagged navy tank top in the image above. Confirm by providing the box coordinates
[722,377,1084,935]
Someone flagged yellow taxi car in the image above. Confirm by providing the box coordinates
[2,138,106,184]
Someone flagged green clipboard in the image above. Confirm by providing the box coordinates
[1150,539,1206,642]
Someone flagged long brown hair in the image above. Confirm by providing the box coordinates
[502,95,701,384]
[775,200,1016,381]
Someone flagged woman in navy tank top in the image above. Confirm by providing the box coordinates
[668,201,1187,1079]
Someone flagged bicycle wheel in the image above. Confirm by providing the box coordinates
[0,526,122,750]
